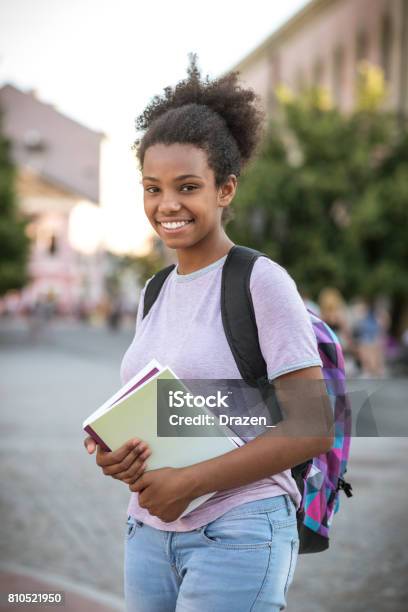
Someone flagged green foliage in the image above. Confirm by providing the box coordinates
[0,112,30,296]
[228,74,408,326]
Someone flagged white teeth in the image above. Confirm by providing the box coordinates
[161,220,192,229]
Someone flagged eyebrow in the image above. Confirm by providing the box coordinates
[142,174,203,182]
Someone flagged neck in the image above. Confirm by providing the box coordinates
[176,230,235,275]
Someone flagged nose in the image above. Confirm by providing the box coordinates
[157,196,182,215]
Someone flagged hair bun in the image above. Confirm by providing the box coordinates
[135,54,264,165]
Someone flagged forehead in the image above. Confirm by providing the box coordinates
[143,143,212,178]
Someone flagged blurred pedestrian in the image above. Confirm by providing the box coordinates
[27,295,53,342]
[318,287,352,351]
[300,289,321,317]
[352,300,386,378]
[107,295,122,331]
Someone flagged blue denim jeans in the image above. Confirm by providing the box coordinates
[124,494,299,611]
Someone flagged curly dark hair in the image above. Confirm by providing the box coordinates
[133,54,264,224]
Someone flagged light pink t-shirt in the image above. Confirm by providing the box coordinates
[120,254,322,532]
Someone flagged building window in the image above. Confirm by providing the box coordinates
[380,13,393,81]
[49,234,58,256]
[36,225,59,256]
[355,29,370,95]
[332,45,345,106]
[313,58,324,86]
[268,53,281,112]
[272,54,281,84]
[356,29,369,63]
[23,130,46,154]
[295,68,306,94]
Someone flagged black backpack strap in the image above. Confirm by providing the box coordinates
[142,264,176,319]
[221,245,266,384]
[221,245,283,422]
[222,246,314,494]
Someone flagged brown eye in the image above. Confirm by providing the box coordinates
[180,184,198,192]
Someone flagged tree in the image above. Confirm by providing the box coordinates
[0,111,30,296]
[228,63,408,335]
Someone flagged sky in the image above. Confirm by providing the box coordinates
[0,0,308,254]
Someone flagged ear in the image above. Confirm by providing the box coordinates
[217,175,237,209]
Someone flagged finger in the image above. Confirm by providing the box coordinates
[105,443,148,473]
[107,448,151,479]
[123,443,148,468]
[122,461,148,484]
[96,438,141,467]
[129,474,148,493]
[84,436,96,454]
[102,446,151,476]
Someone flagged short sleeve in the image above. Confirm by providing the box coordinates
[249,257,323,381]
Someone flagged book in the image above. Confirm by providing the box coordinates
[83,359,241,518]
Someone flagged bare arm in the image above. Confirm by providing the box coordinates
[183,365,334,498]
[129,365,334,523]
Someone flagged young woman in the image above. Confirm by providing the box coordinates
[85,62,332,611]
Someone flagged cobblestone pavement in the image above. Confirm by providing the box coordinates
[1,318,407,611]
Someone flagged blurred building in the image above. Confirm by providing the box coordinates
[0,84,106,314]
[233,0,408,115]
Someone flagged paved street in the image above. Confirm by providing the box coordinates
[1,318,407,611]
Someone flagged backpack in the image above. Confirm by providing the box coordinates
[142,244,353,554]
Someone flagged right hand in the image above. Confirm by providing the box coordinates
[84,436,151,485]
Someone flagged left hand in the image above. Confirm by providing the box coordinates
[129,467,196,522]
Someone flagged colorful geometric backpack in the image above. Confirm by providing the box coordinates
[143,245,353,554]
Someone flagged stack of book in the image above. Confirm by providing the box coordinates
[83,359,241,517]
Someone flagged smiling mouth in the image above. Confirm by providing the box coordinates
[158,219,194,231]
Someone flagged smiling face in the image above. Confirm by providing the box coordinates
[142,143,236,251]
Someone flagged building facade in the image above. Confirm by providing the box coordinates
[0,84,106,315]
[233,0,408,116]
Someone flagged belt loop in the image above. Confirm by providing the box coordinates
[284,494,291,515]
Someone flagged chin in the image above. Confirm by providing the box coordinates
[162,237,196,249]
